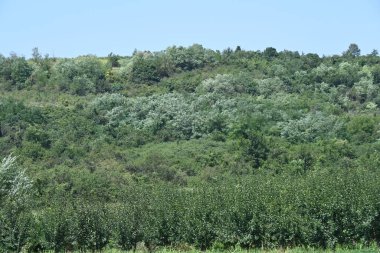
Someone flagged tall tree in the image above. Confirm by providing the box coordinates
[32,47,42,63]
[370,49,378,57]
[343,43,361,57]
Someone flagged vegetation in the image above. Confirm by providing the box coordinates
[1,44,380,252]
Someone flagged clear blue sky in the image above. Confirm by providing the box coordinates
[0,0,379,57]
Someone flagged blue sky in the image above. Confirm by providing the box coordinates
[0,0,379,57]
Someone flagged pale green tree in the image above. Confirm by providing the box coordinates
[0,155,31,206]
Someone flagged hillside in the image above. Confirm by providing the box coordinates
[1,44,380,252]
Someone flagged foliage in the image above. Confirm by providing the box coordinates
[129,54,162,84]
[1,43,380,251]
[0,155,31,205]
[279,112,343,143]
[343,43,361,57]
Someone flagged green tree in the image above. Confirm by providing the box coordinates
[343,43,361,57]
[369,49,378,56]
[129,54,161,84]
[32,47,42,63]
[107,52,120,68]
[263,47,278,60]
[347,115,379,144]
[0,155,31,205]
[0,54,33,89]
[0,155,32,251]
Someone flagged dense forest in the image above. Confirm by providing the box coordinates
[1,44,380,252]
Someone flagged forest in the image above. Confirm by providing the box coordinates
[1,44,380,252]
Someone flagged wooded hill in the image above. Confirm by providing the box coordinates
[1,44,380,252]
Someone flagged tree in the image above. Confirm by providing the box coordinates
[0,155,31,206]
[263,47,278,59]
[0,54,33,89]
[279,112,342,143]
[343,43,361,57]
[165,44,217,71]
[107,52,120,68]
[0,155,32,252]
[369,49,378,57]
[302,53,321,70]
[231,120,269,168]
[52,55,108,93]
[32,47,42,63]
[129,55,161,84]
[347,115,379,144]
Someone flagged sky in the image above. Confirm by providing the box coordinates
[0,0,379,58]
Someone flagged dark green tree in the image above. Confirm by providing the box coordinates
[370,49,378,56]
[129,55,161,84]
[107,52,120,68]
[263,47,278,59]
[32,47,42,63]
[343,43,361,57]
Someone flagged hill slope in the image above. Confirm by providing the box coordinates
[1,44,380,251]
